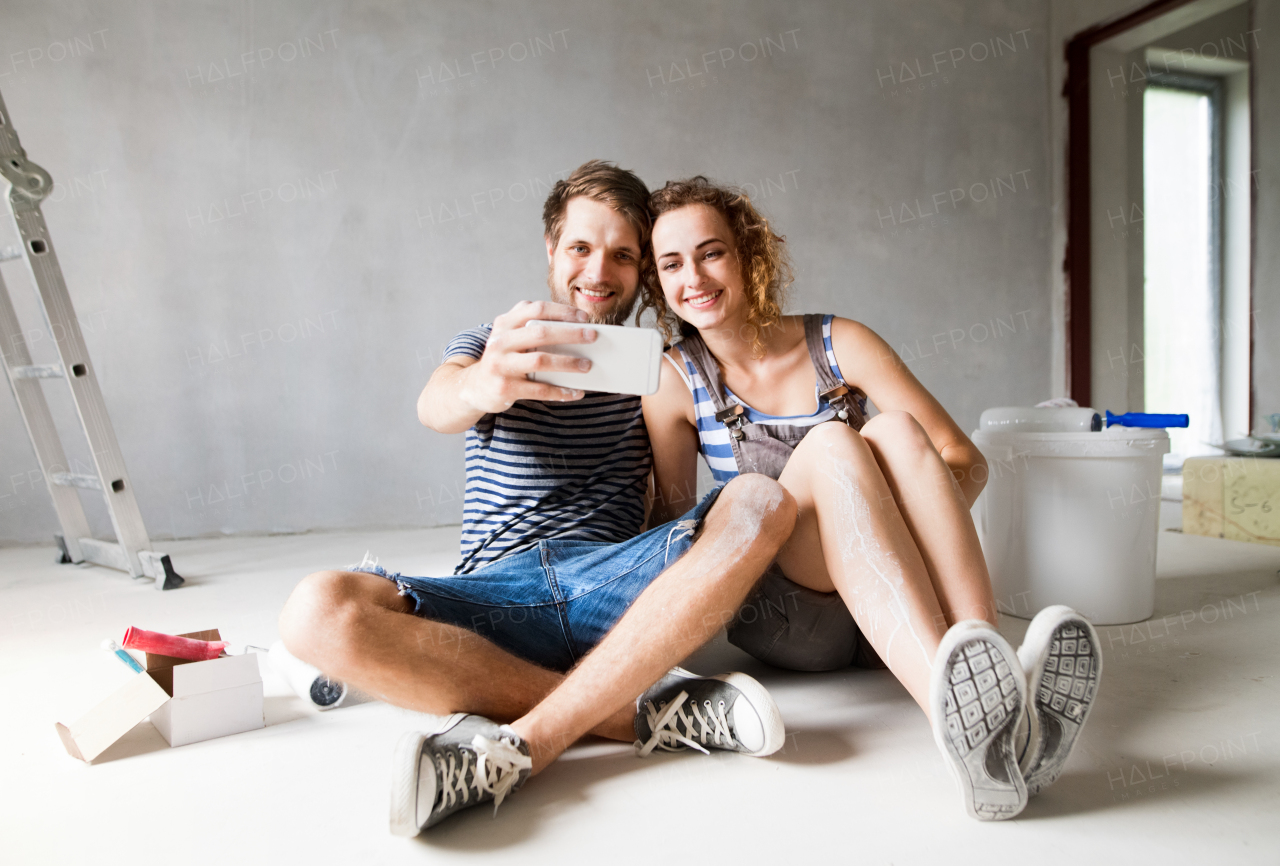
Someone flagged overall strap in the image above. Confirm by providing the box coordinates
[802,314,867,429]
[677,331,749,436]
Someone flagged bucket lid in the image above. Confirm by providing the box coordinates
[971,426,1169,458]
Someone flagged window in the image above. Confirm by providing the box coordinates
[1143,76,1223,461]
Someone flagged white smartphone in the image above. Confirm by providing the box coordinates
[526,321,663,396]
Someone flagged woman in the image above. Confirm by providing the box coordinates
[639,176,1101,821]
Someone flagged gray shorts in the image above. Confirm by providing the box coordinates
[727,566,886,672]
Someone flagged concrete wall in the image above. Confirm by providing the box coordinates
[0,0,1054,545]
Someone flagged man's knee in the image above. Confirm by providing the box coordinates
[278,570,385,667]
[717,474,797,542]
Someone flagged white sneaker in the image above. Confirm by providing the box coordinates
[1016,606,1102,795]
[930,621,1028,821]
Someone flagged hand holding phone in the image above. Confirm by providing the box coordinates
[526,321,663,396]
[452,301,597,418]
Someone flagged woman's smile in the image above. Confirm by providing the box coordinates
[683,288,723,309]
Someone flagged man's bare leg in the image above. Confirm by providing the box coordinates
[508,474,797,773]
[278,572,634,741]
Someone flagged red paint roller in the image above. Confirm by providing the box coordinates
[121,627,227,661]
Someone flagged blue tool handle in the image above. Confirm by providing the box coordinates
[1105,411,1190,428]
[114,648,145,673]
[101,638,145,673]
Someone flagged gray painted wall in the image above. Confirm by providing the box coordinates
[0,0,1052,545]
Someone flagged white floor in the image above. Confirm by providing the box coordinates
[4,503,1279,865]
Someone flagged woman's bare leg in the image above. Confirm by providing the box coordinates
[859,411,998,629]
[774,422,948,714]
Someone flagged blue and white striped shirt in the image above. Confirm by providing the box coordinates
[671,314,847,485]
[443,326,652,573]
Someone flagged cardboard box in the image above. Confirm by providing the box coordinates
[1183,456,1280,546]
[56,629,264,762]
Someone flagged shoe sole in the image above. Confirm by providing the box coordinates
[1019,607,1101,795]
[389,713,466,837]
[931,623,1028,821]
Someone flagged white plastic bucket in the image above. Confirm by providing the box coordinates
[971,426,1169,625]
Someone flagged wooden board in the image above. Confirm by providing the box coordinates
[1183,456,1280,546]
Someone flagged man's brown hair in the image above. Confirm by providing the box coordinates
[542,160,653,256]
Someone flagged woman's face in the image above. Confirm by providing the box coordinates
[652,203,745,331]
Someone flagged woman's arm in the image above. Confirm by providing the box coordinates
[641,352,702,526]
[830,318,988,507]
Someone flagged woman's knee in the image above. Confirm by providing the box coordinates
[862,410,932,456]
[790,420,873,466]
[862,409,923,437]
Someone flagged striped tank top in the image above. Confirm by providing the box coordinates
[670,314,853,485]
[442,325,651,573]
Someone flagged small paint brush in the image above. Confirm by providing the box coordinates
[101,638,145,674]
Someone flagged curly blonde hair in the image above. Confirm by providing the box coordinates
[639,176,792,358]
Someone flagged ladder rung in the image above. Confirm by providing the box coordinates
[50,472,102,491]
[73,539,183,589]
[0,245,21,262]
[10,363,63,379]
[77,537,131,572]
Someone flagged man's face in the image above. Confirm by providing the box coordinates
[546,196,642,325]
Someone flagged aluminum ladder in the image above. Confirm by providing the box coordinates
[0,88,182,589]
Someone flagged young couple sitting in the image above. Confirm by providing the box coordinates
[278,160,1101,835]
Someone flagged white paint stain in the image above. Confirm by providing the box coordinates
[827,451,932,668]
[696,479,786,567]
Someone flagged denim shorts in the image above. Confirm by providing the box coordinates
[351,488,723,672]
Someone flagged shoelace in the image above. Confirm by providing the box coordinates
[663,519,699,565]
[433,734,532,816]
[636,689,736,757]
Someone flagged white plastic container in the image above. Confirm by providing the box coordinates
[971,425,1169,625]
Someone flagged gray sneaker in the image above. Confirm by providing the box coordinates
[389,713,532,836]
[634,667,785,757]
[1017,606,1102,795]
[930,622,1028,821]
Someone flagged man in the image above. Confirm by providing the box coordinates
[278,160,796,836]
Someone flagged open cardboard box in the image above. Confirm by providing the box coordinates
[56,629,264,762]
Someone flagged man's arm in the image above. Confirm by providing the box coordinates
[418,300,601,435]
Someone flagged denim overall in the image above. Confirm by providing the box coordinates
[677,314,885,671]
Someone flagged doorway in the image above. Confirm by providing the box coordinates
[1065,0,1254,462]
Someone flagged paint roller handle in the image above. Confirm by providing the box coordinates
[1105,411,1190,428]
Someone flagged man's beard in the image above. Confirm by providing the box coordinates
[548,266,637,326]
